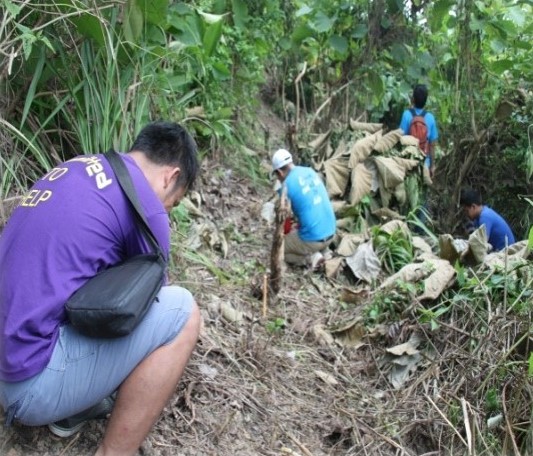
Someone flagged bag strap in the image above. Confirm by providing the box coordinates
[104,150,163,257]
[410,108,426,118]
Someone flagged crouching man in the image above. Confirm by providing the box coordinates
[271,148,336,269]
[0,121,201,456]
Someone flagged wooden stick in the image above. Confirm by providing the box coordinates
[425,394,468,448]
[286,432,313,456]
[262,273,268,317]
[294,62,307,133]
[461,397,473,455]
[269,187,288,296]
[502,379,521,456]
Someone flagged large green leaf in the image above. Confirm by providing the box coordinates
[136,0,168,26]
[171,3,193,15]
[429,0,454,32]
[507,6,526,27]
[211,61,231,81]
[279,37,292,51]
[329,35,348,54]
[418,51,435,69]
[312,11,334,33]
[54,0,107,46]
[232,0,249,29]
[490,39,506,53]
[124,0,143,43]
[295,5,313,17]
[489,59,514,74]
[203,20,224,57]
[366,70,384,100]
[159,74,190,90]
[351,24,368,39]
[292,24,314,44]
[386,0,403,14]
[513,39,532,51]
[487,19,518,39]
[407,64,422,80]
[4,0,21,16]
[390,43,409,63]
[168,13,202,46]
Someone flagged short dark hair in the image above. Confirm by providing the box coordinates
[129,121,199,191]
[413,84,428,109]
[460,188,482,206]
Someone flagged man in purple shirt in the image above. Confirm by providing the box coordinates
[0,121,201,455]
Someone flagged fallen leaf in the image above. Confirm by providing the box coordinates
[315,370,339,386]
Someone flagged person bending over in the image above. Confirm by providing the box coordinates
[271,148,336,268]
[460,188,515,251]
[0,121,201,456]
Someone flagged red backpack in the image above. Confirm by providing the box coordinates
[408,108,428,155]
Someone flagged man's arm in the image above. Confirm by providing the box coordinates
[399,110,411,135]
[427,113,439,178]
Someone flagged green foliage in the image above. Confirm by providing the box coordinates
[181,249,231,284]
[446,260,533,316]
[364,281,416,325]
[371,227,414,274]
[417,304,449,330]
[170,202,192,232]
[265,317,286,334]
[485,388,501,413]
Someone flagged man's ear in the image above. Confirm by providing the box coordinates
[164,166,181,189]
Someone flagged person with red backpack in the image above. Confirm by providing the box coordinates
[399,84,439,177]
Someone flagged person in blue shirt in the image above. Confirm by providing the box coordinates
[460,188,515,251]
[399,84,439,178]
[271,148,336,267]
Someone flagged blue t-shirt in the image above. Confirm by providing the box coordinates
[0,154,169,382]
[475,206,515,251]
[399,108,439,143]
[282,166,336,242]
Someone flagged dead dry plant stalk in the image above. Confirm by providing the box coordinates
[269,186,288,296]
[294,62,307,133]
[262,273,268,317]
[502,379,521,456]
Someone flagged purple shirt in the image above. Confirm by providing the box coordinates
[0,154,169,382]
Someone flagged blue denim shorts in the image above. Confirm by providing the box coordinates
[0,285,193,426]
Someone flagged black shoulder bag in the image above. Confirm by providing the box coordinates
[65,150,166,338]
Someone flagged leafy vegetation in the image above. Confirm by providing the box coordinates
[2,0,533,454]
[371,226,414,274]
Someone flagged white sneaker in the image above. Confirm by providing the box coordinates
[309,252,325,271]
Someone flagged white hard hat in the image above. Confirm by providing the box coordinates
[271,148,293,170]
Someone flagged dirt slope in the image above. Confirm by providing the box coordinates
[1,106,434,456]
